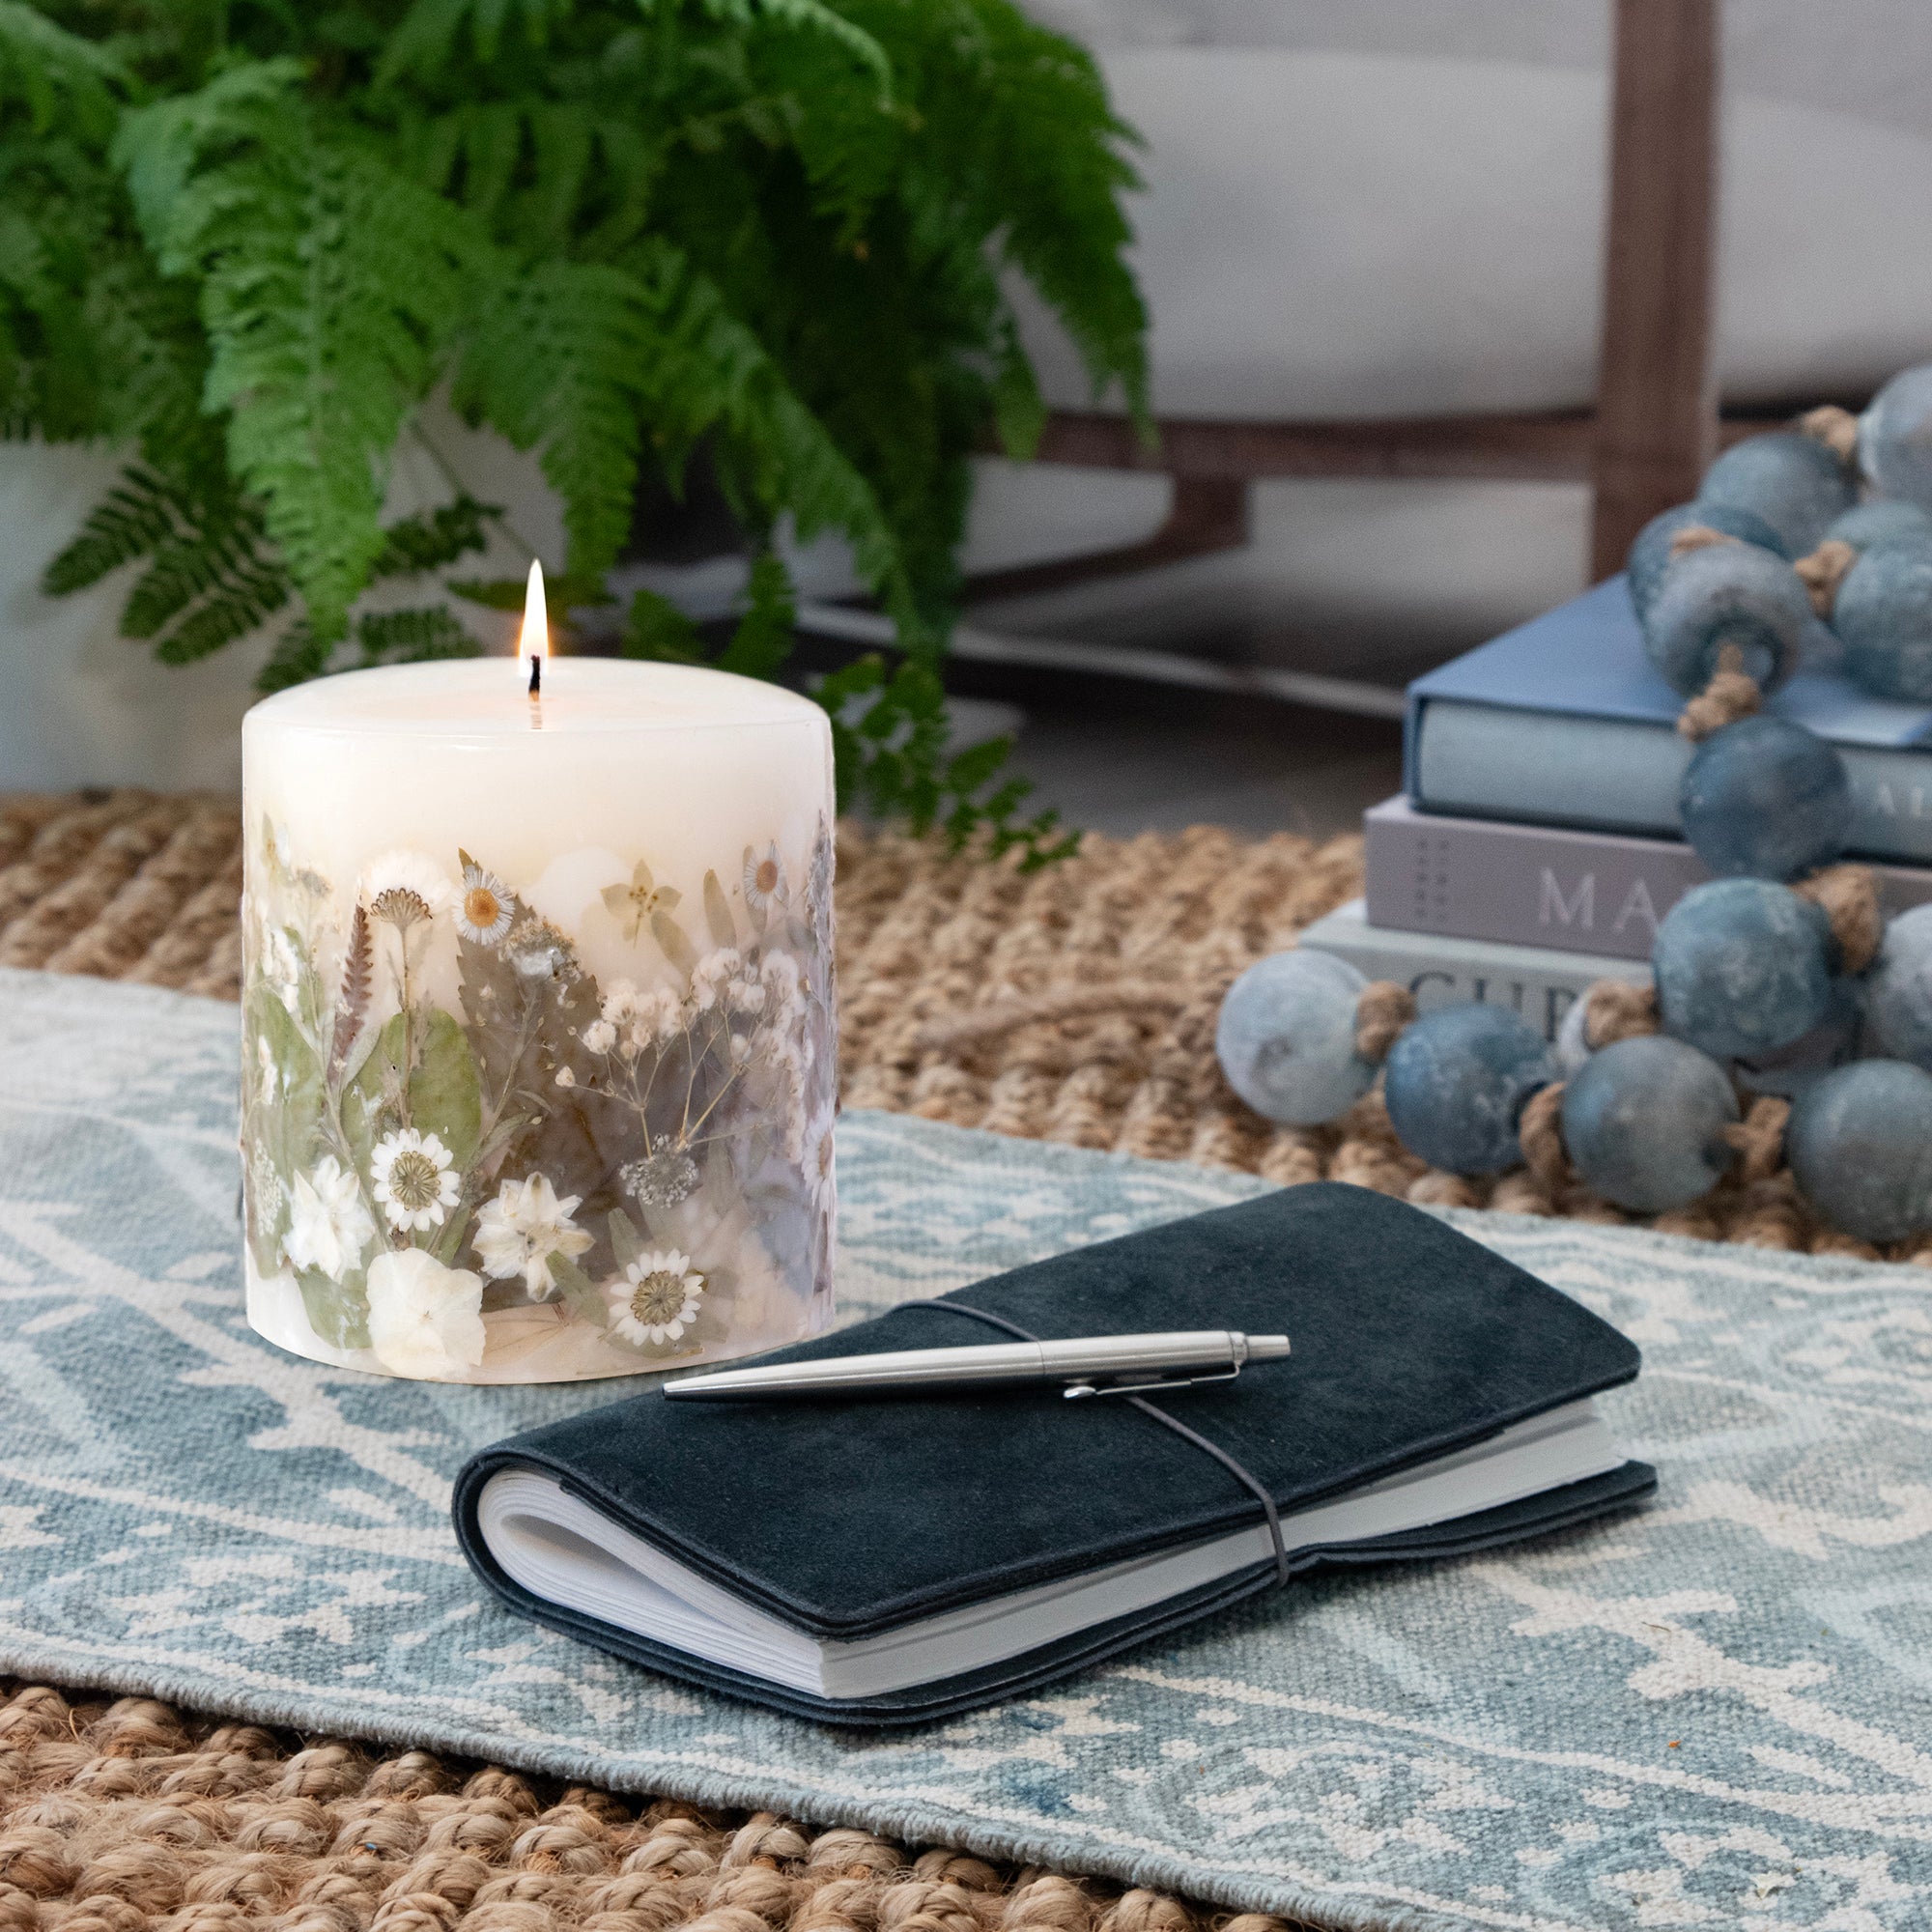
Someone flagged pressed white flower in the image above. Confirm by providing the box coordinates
[743,841,785,915]
[761,950,801,1002]
[602,860,680,943]
[283,1155,377,1282]
[365,1248,485,1378]
[472,1173,593,1297]
[369,1128,461,1233]
[726,977,764,1014]
[799,1105,837,1210]
[601,979,639,1025]
[622,1142,699,1207]
[582,1018,617,1054]
[360,850,452,929]
[456,857,514,946]
[247,1143,284,1228]
[267,927,303,1014]
[554,1065,577,1088]
[507,915,575,980]
[607,1250,705,1347]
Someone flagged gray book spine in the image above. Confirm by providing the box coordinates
[1412,701,1932,863]
[1364,798,1932,962]
[1296,900,1646,1044]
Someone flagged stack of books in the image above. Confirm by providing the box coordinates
[1298,575,1932,1049]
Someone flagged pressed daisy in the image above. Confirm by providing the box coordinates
[365,1248,485,1378]
[607,1250,705,1347]
[360,850,452,930]
[472,1173,593,1298]
[369,1127,461,1233]
[622,1142,699,1208]
[456,854,514,946]
[743,840,785,916]
[283,1155,377,1281]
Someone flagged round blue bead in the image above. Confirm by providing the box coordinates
[1382,1003,1556,1177]
[1560,1035,1739,1213]
[1627,500,1786,621]
[1831,538,1932,701]
[1677,716,1851,880]
[1699,429,1858,555]
[1861,903,1932,1068]
[1787,1059,1932,1242]
[1824,498,1932,554]
[1642,541,1809,697]
[1652,878,1835,1060]
[1215,949,1375,1125]
[1857,363,1932,510]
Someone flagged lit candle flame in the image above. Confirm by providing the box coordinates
[520,558,548,699]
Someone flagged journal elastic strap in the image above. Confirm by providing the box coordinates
[897,1299,1292,1586]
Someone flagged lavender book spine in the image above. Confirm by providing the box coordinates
[1364,799,1932,961]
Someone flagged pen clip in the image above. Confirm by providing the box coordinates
[1062,1364,1244,1401]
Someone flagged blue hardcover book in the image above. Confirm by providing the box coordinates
[1405,577,1932,861]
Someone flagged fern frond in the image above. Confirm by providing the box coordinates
[0,1,128,137]
[118,77,491,639]
[370,496,498,578]
[713,551,793,680]
[355,605,478,664]
[668,0,890,90]
[151,559,291,663]
[256,618,335,695]
[42,466,182,595]
[620,585,705,664]
[378,0,572,86]
[455,258,652,578]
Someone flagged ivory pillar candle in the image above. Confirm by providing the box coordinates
[240,602,837,1383]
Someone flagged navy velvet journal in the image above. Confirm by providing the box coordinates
[453,1181,1653,1725]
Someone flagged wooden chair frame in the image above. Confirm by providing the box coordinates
[967,0,1745,610]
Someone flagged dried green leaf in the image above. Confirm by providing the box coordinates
[702,868,734,949]
[652,907,698,979]
[297,1264,370,1350]
[548,1250,605,1323]
[608,1207,641,1269]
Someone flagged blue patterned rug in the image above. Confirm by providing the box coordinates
[1,967,1929,1932]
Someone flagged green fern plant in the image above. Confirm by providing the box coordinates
[4,0,1148,856]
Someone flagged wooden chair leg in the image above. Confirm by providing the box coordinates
[1590,0,1722,581]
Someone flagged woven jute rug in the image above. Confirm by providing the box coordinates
[0,786,1906,1932]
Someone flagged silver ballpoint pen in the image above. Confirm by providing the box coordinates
[661,1329,1292,1402]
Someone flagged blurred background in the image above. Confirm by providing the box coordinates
[9,0,1932,838]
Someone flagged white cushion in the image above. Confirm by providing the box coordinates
[1014,45,1932,419]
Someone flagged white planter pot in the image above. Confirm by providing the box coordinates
[0,417,563,794]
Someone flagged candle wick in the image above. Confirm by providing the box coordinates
[527,654,542,696]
